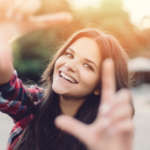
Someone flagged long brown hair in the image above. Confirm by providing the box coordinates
[14,28,131,150]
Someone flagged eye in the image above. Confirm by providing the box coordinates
[83,63,93,70]
[64,52,73,58]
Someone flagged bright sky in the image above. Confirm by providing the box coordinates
[70,0,150,27]
[124,0,150,26]
[70,0,100,8]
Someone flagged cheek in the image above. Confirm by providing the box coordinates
[55,57,64,68]
[53,57,65,73]
[80,69,99,89]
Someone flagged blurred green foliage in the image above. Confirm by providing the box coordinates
[13,27,70,82]
[13,0,150,82]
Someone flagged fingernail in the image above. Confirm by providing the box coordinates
[104,59,113,66]
[55,115,65,125]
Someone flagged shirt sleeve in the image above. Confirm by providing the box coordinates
[0,71,44,122]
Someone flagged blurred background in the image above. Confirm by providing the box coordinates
[0,0,150,150]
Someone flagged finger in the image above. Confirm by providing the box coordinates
[110,89,133,118]
[107,120,134,150]
[29,12,73,26]
[110,105,132,127]
[101,89,132,116]
[108,119,134,136]
[97,59,116,119]
[112,91,132,115]
[115,89,132,107]
[55,115,89,144]
[95,104,131,131]
[13,0,41,15]
[101,59,116,104]
[96,89,132,123]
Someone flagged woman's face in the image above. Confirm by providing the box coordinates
[52,37,101,98]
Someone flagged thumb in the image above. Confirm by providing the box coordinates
[55,115,89,143]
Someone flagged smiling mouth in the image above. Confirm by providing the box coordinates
[59,71,78,84]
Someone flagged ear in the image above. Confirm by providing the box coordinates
[94,88,100,96]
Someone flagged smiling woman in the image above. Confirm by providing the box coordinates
[0,26,134,150]
[0,1,134,149]
[52,37,101,103]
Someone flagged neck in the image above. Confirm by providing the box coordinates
[59,95,86,116]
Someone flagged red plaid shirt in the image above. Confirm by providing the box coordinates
[0,72,44,150]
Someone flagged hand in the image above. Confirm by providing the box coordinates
[0,0,41,20]
[0,1,73,84]
[55,59,134,150]
[8,0,41,16]
[0,0,73,35]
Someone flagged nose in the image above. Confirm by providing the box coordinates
[64,60,78,73]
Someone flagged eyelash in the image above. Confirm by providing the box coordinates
[83,63,93,70]
[64,52,73,58]
[63,52,94,71]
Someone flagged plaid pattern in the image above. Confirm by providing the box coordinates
[0,72,44,150]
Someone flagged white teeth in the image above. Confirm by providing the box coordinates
[60,72,77,83]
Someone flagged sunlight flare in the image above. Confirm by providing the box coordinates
[70,0,101,9]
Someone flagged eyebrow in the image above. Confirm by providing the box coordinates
[67,48,75,54]
[68,48,97,68]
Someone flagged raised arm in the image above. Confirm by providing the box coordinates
[0,14,72,84]
[0,1,73,120]
[0,73,43,121]
[0,0,73,85]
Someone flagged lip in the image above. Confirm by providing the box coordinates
[58,70,79,84]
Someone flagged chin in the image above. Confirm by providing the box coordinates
[53,86,86,99]
[52,83,68,95]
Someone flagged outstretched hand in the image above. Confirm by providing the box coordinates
[55,59,134,150]
[0,0,73,35]
[0,1,73,84]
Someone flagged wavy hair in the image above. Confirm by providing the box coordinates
[14,28,132,150]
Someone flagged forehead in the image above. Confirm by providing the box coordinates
[69,37,101,65]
